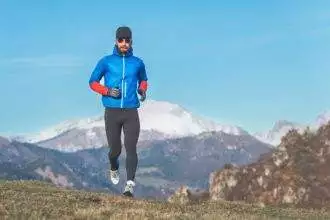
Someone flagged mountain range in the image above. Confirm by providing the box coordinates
[7,100,330,151]
[0,130,271,199]
[1,99,330,201]
[7,100,248,152]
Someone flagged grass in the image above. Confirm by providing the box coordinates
[1,180,330,219]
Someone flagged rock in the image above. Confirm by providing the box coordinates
[208,121,330,209]
[168,185,209,204]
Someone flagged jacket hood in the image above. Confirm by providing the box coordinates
[112,44,133,57]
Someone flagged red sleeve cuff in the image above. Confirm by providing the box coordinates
[139,80,148,91]
[89,82,108,95]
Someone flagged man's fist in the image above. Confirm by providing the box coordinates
[138,89,146,102]
[107,87,121,98]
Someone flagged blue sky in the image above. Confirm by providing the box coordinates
[1,0,330,135]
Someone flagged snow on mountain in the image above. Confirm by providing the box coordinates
[10,100,247,152]
[0,136,10,148]
[254,111,330,147]
[13,116,105,143]
[314,111,330,128]
[254,120,305,147]
[138,100,246,136]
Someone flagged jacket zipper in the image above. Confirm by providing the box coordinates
[125,82,127,97]
[121,55,125,108]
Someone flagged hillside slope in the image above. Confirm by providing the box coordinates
[209,121,330,209]
[1,180,329,219]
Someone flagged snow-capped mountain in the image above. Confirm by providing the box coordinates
[10,100,247,152]
[11,116,105,143]
[254,120,305,147]
[254,111,330,146]
[314,111,330,128]
[138,100,246,136]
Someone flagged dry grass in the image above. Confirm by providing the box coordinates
[1,180,330,219]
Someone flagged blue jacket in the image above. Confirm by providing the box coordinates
[89,45,148,108]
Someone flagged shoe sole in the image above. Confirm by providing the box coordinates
[123,192,133,197]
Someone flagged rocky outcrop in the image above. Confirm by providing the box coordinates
[209,121,330,209]
[168,185,209,204]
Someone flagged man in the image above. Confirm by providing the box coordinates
[88,26,148,197]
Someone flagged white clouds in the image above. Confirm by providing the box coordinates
[0,54,83,68]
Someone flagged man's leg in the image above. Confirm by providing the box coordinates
[122,109,140,182]
[104,108,123,174]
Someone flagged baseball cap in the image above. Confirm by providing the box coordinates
[116,26,132,39]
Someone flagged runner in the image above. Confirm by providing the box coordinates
[89,26,148,197]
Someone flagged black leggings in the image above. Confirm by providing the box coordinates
[104,107,140,181]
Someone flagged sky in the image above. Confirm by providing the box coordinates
[1,0,330,135]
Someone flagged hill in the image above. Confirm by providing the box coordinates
[209,121,330,209]
[1,180,330,219]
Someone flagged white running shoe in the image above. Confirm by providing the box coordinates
[109,169,119,185]
[123,180,135,197]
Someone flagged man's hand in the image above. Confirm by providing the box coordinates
[107,87,121,98]
[138,89,146,102]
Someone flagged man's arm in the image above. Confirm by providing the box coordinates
[89,58,109,95]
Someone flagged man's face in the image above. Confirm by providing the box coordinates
[116,38,132,53]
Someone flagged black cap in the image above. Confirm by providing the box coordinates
[116,26,132,39]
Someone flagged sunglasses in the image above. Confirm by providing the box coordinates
[117,38,131,43]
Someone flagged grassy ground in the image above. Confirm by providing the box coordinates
[1,180,330,219]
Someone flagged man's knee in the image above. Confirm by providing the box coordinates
[109,147,121,157]
[125,148,137,158]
